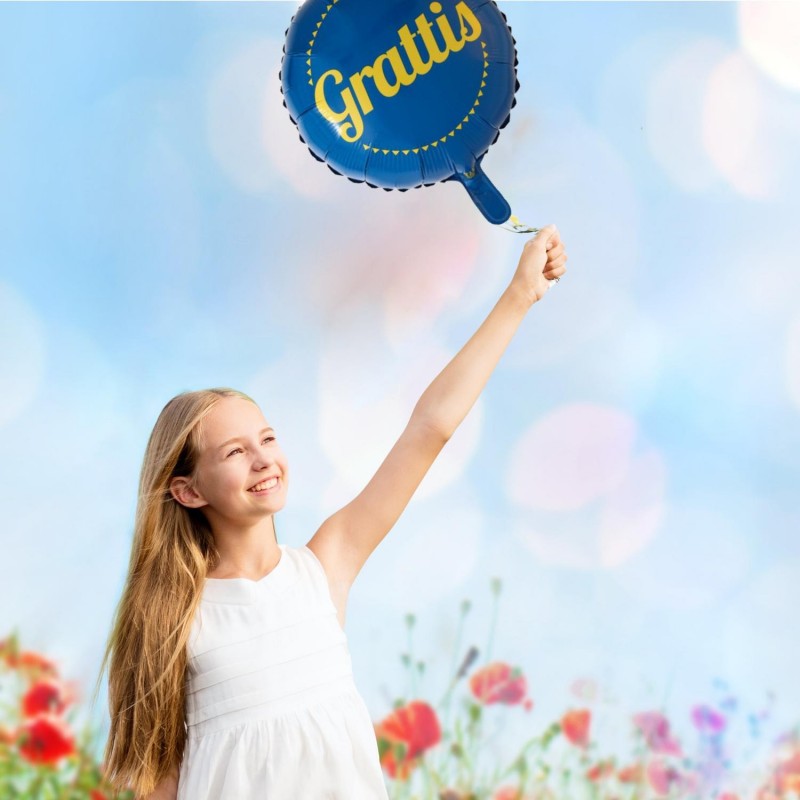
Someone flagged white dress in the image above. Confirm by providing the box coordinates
[177,543,391,799]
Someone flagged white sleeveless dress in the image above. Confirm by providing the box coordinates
[177,543,390,799]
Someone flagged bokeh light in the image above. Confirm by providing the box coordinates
[318,309,484,503]
[738,0,800,93]
[507,403,667,570]
[506,402,644,512]
[646,37,728,193]
[702,50,800,200]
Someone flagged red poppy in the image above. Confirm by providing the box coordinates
[6,649,60,676]
[561,708,591,748]
[618,763,645,783]
[90,791,109,800]
[22,677,76,717]
[469,662,529,706]
[586,758,615,781]
[17,713,76,765]
[374,700,441,780]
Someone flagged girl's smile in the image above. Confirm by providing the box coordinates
[247,476,281,495]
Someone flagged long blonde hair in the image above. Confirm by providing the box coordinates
[92,387,257,797]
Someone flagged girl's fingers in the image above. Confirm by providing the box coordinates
[546,253,568,270]
[544,259,568,277]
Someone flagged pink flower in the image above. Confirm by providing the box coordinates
[646,758,687,796]
[691,704,726,735]
[633,710,682,756]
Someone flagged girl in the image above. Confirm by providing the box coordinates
[95,225,568,799]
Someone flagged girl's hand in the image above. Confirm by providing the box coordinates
[509,224,568,305]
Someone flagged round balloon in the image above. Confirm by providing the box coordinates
[280,0,521,224]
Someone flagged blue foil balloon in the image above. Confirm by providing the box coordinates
[280,0,521,225]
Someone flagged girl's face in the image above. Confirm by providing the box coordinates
[173,396,288,522]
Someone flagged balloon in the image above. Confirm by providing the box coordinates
[280,0,521,225]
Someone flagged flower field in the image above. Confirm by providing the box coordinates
[2,581,797,799]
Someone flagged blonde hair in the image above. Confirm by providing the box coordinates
[92,387,257,797]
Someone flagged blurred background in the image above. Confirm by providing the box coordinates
[1,0,799,793]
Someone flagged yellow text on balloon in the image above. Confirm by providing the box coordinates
[314,1,482,143]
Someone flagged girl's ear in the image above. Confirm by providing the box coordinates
[169,476,207,509]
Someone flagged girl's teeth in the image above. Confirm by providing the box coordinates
[251,478,278,492]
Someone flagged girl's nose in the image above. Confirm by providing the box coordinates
[252,453,276,470]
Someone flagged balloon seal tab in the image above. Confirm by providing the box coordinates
[501,213,541,234]
[452,163,511,225]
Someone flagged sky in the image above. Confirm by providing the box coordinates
[1,0,799,775]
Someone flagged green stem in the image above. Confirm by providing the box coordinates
[485,584,500,666]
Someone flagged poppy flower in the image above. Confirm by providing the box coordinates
[6,649,59,676]
[586,758,615,781]
[561,708,591,748]
[469,662,530,706]
[22,677,76,717]
[374,700,441,780]
[632,710,682,756]
[18,713,76,765]
[617,762,645,783]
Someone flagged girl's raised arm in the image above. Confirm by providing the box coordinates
[306,225,568,592]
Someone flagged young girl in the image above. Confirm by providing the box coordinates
[95,225,568,799]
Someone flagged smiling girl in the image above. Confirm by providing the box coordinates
[95,225,567,799]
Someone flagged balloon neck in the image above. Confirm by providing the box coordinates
[451,162,511,225]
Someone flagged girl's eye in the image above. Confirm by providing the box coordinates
[226,437,274,457]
